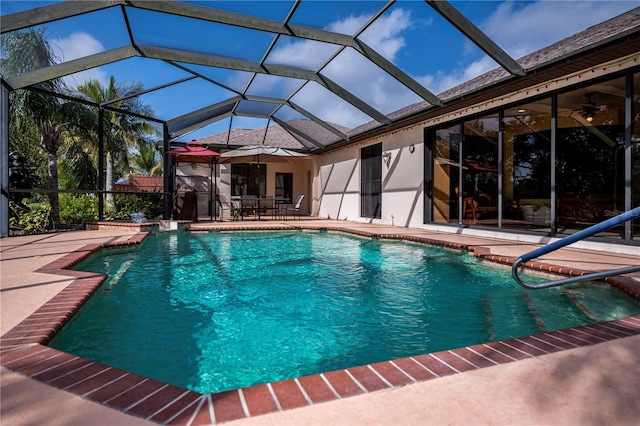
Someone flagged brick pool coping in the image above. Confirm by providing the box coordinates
[1,228,639,425]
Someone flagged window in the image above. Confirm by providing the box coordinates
[275,172,293,202]
[503,99,552,233]
[556,78,626,238]
[462,114,499,227]
[431,124,461,224]
[431,116,499,226]
[361,143,382,218]
[231,164,266,197]
[428,72,636,242]
[632,72,640,240]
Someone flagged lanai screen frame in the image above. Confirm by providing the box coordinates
[1,1,638,236]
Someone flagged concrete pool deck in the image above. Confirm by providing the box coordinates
[1,219,639,425]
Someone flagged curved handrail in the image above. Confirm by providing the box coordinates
[512,206,640,289]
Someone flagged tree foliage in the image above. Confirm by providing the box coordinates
[2,28,94,225]
[72,77,159,209]
[131,138,163,176]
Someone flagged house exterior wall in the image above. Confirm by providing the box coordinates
[316,126,424,225]
[316,146,361,221]
[313,52,640,245]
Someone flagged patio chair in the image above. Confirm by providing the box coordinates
[240,196,257,218]
[220,198,242,221]
[273,197,288,220]
[230,199,242,221]
[287,194,304,220]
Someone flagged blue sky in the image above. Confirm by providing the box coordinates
[2,1,637,141]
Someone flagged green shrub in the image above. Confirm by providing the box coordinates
[106,192,164,221]
[59,194,98,224]
[9,201,52,234]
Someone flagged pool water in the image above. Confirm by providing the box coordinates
[50,230,640,394]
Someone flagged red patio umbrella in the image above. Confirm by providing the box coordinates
[168,141,221,221]
[168,141,220,163]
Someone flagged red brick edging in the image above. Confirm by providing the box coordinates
[2,228,639,425]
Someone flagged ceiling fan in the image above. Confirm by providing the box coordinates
[580,92,598,122]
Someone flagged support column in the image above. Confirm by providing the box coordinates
[550,95,558,235]
[1,86,9,237]
[497,111,504,229]
[423,128,433,224]
[624,71,632,241]
[98,108,104,220]
[162,124,171,220]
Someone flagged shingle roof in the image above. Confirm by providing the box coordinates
[438,6,640,101]
[198,119,350,151]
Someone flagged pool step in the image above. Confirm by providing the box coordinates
[560,288,601,322]
[484,292,548,341]
[158,220,188,232]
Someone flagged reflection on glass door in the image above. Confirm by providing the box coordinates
[633,72,640,240]
[432,124,460,223]
[556,78,626,238]
[502,99,552,233]
[231,164,266,197]
[462,115,499,227]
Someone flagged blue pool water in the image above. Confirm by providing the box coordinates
[50,230,640,394]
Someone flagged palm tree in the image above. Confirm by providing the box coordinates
[58,140,98,190]
[73,77,158,210]
[131,139,163,176]
[1,28,93,225]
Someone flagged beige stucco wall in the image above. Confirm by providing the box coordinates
[316,147,360,220]
[315,125,424,226]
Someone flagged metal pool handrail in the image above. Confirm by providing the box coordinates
[512,206,640,290]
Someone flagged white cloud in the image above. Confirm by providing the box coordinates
[325,13,371,35]
[358,8,412,62]
[414,0,636,96]
[482,0,636,59]
[55,32,104,61]
[416,55,499,95]
[52,32,108,88]
[273,8,416,128]
[265,39,338,71]
[259,9,376,73]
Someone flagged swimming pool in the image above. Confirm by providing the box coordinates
[50,230,640,395]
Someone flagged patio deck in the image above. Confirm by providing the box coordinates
[1,219,639,425]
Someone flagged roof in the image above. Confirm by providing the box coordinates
[198,118,350,150]
[2,2,639,153]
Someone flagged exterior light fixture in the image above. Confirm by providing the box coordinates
[382,151,391,166]
[581,92,598,123]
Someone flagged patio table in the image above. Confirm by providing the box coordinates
[234,196,289,220]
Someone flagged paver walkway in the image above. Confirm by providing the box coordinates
[1,220,639,425]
